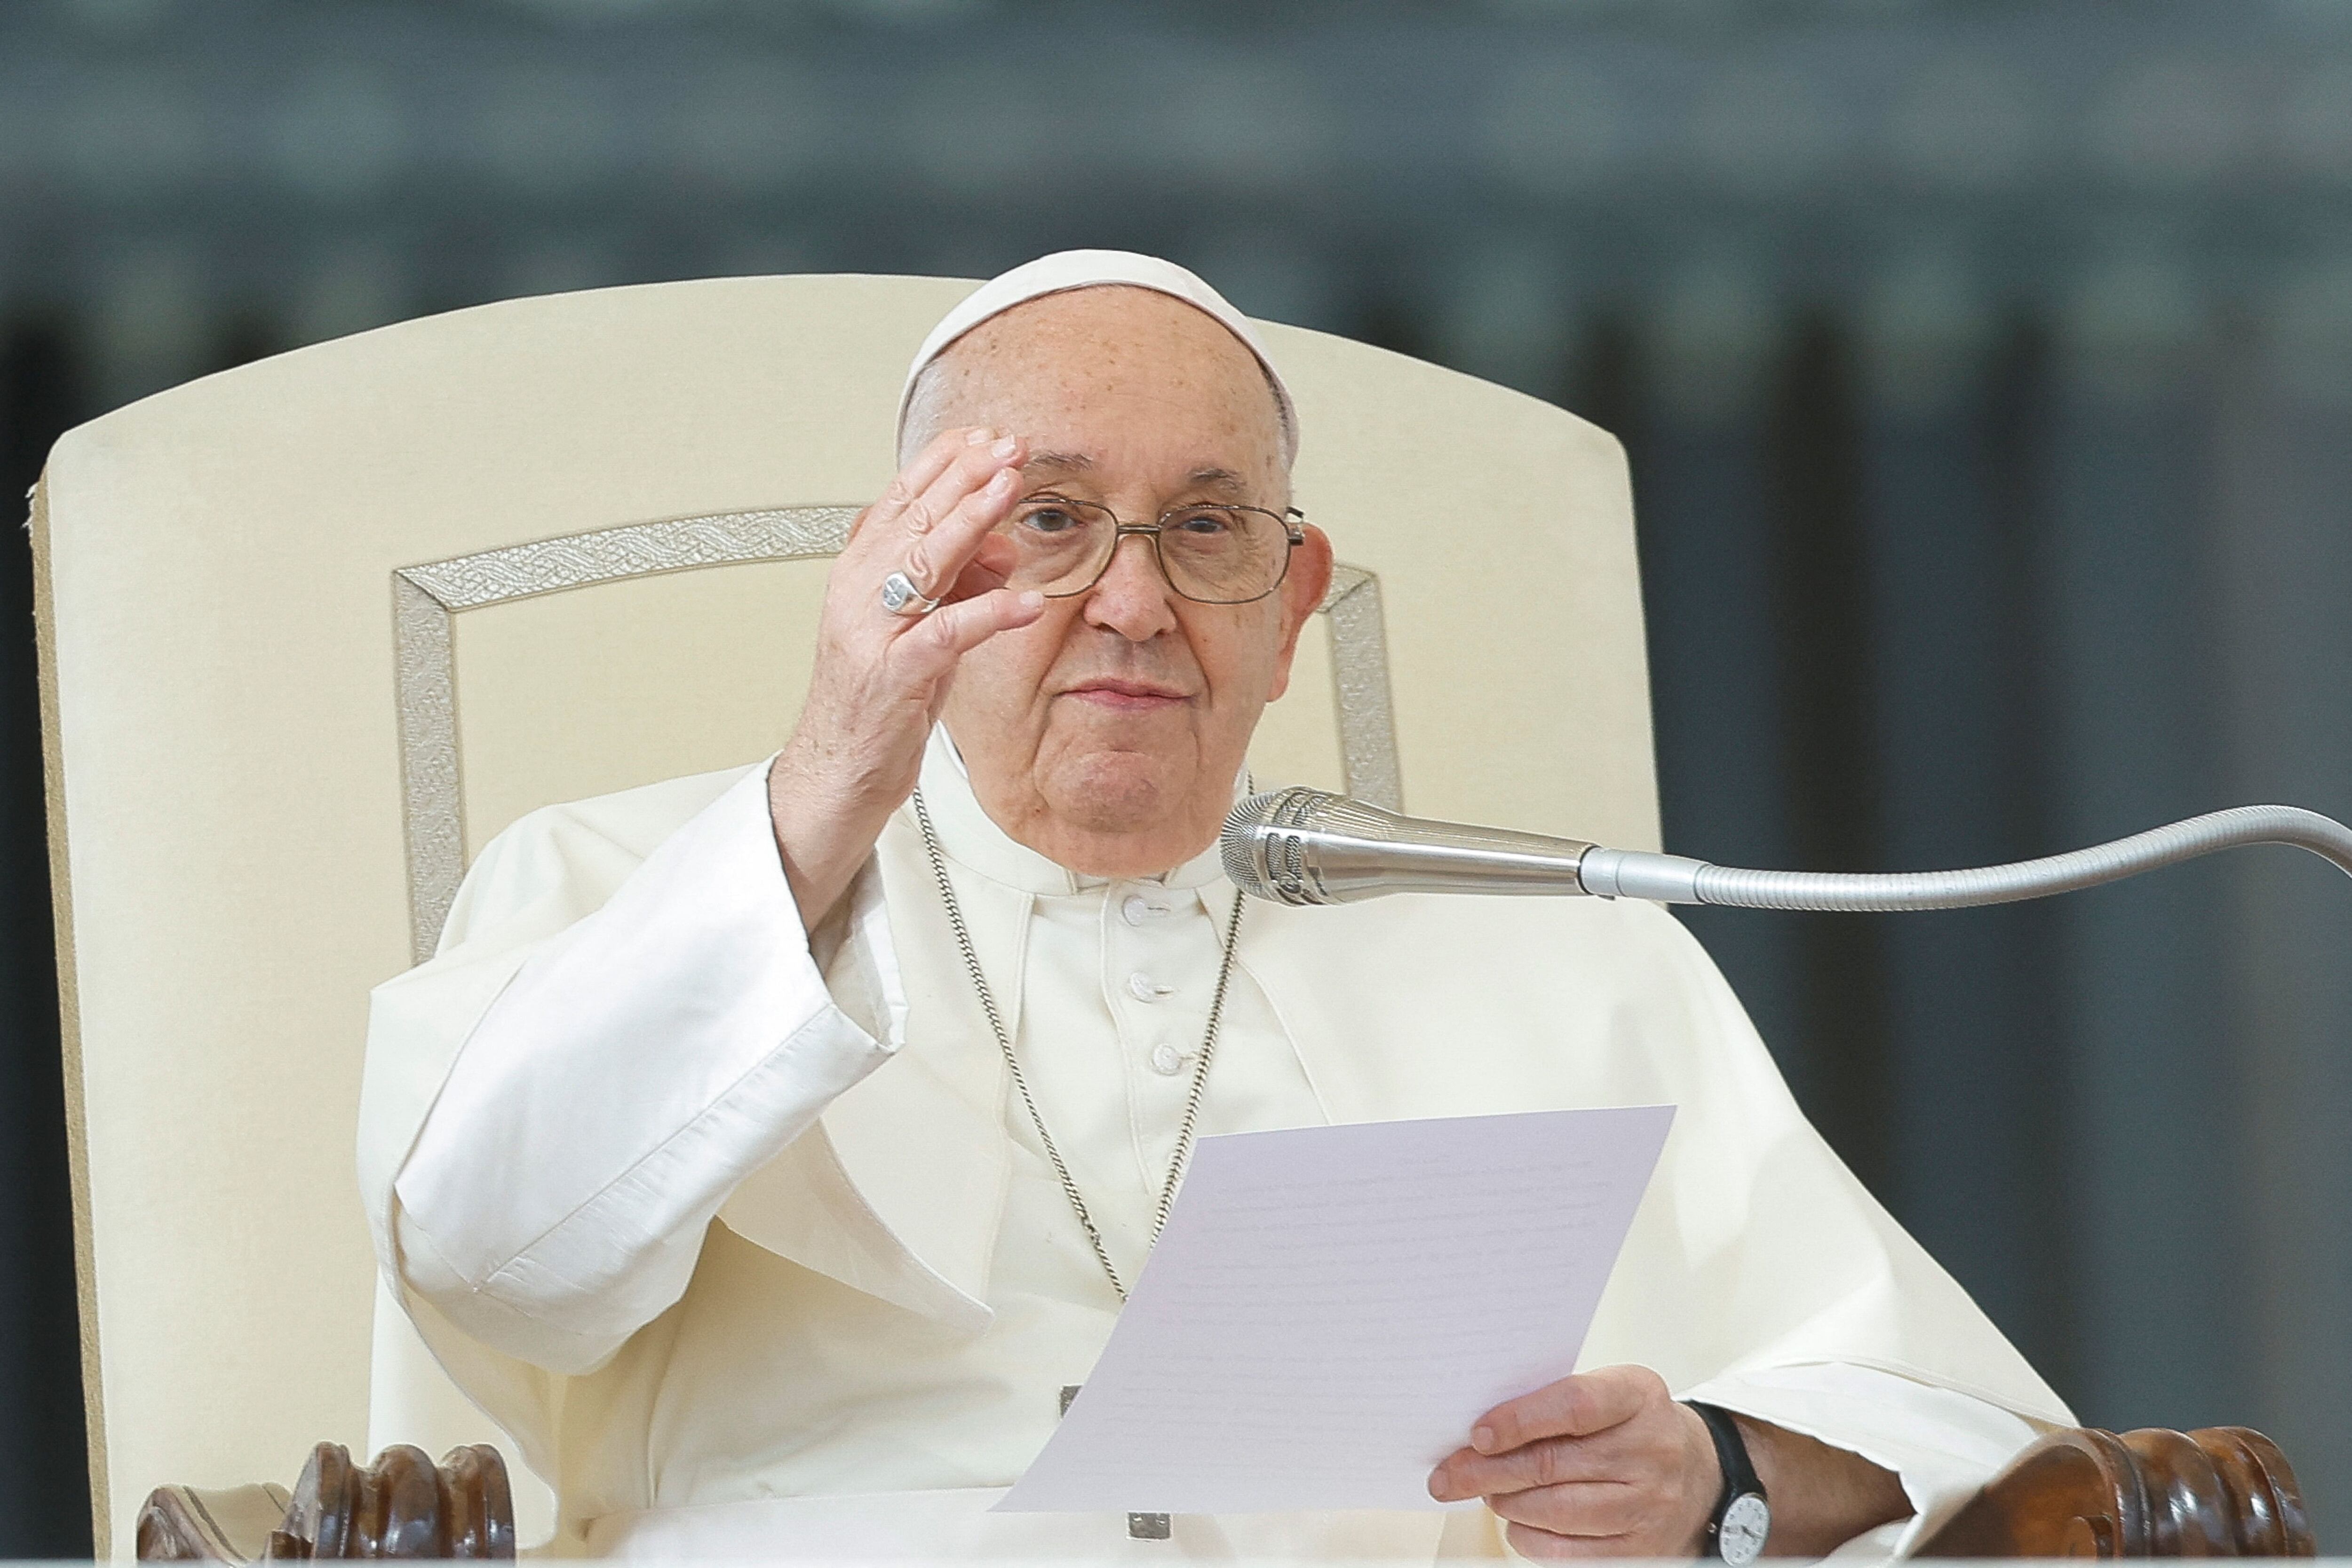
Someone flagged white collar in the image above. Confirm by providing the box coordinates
[915,725,1233,896]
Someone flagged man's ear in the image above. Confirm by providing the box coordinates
[1265,523,1334,704]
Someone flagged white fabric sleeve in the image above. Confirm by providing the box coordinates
[1677,1361,2050,1560]
[389,762,906,1375]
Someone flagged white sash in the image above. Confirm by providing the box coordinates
[583,1486,1467,1561]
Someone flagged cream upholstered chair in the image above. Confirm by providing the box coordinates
[32,273,1659,1558]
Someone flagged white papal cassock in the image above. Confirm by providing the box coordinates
[358,727,2073,1559]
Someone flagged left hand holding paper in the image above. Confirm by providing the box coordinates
[1428,1365,1720,1560]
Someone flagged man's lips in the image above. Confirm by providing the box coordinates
[1063,678,1194,711]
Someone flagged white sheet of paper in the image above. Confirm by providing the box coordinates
[995,1104,1675,1517]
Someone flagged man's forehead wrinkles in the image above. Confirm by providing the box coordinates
[1014,453,1271,505]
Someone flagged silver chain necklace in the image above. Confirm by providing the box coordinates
[913,788,1244,1304]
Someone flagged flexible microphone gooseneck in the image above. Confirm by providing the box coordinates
[1219,788,2352,911]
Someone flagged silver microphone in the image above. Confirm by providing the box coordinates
[1221,787,2352,910]
[1220,788,1605,905]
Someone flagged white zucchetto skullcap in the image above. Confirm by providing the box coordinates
[898,248,1298,465]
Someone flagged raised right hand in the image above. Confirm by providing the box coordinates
[766,425,1046,927]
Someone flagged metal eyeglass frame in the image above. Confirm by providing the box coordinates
[1012,493,1309,605]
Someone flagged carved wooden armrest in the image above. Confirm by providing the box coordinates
[138,1443,515,1561]
[1918,1425,2314,1557]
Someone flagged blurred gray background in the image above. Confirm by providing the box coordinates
[3,0,2349,1553]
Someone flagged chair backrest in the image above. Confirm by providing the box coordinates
[33,272,1656,1556]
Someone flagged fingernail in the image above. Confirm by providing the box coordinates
[986,467,1017,492]
[992,435,1019,458]
[1017,590,1044,611]
[1471,1425,1496,1453]
[966,428,993,445]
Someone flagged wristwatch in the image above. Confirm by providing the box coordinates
[1687,1402,1771,1565]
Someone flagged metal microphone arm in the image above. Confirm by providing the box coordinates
[1222,789,2352,910]
[1585,804,2352,908]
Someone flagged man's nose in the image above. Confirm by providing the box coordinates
[1081,533,1180,641]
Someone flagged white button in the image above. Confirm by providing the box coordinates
[1149,1044,1186,1076]
[1128,972,1173,1003]
[1122,894,1170,926]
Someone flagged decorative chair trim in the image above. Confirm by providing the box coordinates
[394,508,1401,961]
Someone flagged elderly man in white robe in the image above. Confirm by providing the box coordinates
[360,251,2071,1561]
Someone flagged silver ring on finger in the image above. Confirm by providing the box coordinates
[880,570,943,618]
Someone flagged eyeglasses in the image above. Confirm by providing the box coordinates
[996,494,1307,605]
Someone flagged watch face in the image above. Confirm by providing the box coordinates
[1717,1493,1771,1565]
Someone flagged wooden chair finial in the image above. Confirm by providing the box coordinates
[1917,1424,2316,1558]
[137,1443,515,1562]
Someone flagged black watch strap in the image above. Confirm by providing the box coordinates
[1686,1402,1768,1560]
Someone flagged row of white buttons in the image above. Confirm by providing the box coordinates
[1120,886,1190,1076]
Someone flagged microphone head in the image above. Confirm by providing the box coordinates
[1224,789,1602,905]
[1222,787,1401,904]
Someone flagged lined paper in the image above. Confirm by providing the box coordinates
[997,1105,1675,1516]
